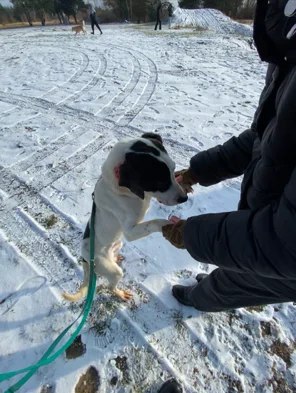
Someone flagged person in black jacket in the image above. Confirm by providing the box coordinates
[162,0,296,313]
[89,3,102,35]
[155,2,163,31]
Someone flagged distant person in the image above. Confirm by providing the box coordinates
[89,3,102,35]
[168,3,173,29]
[155,2,162,31]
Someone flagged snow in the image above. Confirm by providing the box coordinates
[0,23,295,393]
[172,8,252,36]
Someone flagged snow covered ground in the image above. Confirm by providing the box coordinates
[172,8,252,36]
[0,22,295,393]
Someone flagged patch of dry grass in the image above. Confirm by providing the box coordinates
[0,19,72,30]
[75,367,100,393]
[269,339,295,368]
[233,19,253,25]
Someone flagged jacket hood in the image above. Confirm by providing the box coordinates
[254,0,296,64]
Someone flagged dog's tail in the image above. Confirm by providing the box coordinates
[62,286,88,302]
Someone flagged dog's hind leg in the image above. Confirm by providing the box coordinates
[111,240,123,253]
[116,254,125,264]
[100,259,132,302]
[113,287,132,301]
[110,266,132,302]
[62,260,90,301]
[111,240,124,264]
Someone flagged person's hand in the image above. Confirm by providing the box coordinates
[175,168,198,194]
[162,216,186,249]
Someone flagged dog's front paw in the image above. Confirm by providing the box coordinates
[155,219,171,232]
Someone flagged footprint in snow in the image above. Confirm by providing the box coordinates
[223,132,233,138]
[213,110,224,118]
[191,137,204,148]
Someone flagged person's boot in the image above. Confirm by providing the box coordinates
[91,31,94,34]
[172,285,194,307]
[158,379,183,393]
[196,273,208,283]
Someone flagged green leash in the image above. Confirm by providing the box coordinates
[0,204,97,392]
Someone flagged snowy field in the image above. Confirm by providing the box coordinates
[0,22,296,393]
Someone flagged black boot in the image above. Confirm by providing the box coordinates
[158,379,183,393]
[172,285,194,307]
[196,273,208,283]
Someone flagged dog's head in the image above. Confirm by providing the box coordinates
[115,133,188,206]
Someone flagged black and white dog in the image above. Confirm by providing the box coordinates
[62,133,187,301]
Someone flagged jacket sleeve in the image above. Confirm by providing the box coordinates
[190,129,256,186]
[183,167,296,280]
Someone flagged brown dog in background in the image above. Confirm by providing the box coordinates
[72,20,86,35]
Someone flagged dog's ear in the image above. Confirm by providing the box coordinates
[141,132,163,145]
[118,153,145,200]
[141,133,167,153]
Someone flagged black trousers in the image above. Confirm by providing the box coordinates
[90,13,102,33]
[155,18,161,30]
[187,268,296,312]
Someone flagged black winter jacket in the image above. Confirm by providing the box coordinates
[183,63,296,281]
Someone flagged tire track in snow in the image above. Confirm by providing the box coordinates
[0,48,158,184]
[114,47,158,127]
[54,49,108,106]
[0,135,113,211]
[2,39,107,106]
[40,51,90,100]
[0,92,114,172]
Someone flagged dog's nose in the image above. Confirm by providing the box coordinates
[177,195,188,204]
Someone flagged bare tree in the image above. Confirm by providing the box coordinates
[104,0,153,22]
[238,0,256,19]
[11,0,34,26]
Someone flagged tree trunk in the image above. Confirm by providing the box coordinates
[57,12,62,24]
[125,0,130,20]
[24,9,33,26]
[38,8,45,23]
